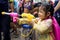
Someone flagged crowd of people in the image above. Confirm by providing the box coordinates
[0,0,60,40]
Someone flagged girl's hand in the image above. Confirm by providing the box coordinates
[34,19,38,23]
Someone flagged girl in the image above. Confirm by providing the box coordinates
[21,7,35,21]
[17,7,35,40]
[33,2,55,40]
[54,1,60,25]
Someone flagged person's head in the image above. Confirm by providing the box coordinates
[33,7,38,13]
[38,2,54,20]
[32,2,41,17]
[24,7,30,13]
[32,7,38,17]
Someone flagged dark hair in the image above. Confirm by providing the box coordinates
[38,2,54,17]
[24,7,30,10]
[34,2,42,8]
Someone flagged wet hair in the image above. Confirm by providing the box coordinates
[38,2,54,17]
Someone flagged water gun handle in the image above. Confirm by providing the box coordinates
[2,12,19,23]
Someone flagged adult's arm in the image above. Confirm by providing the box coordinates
[9,0,14,12]
[54,1,60,13]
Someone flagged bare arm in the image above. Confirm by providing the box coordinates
[54,1,60,13]
[10,2,14,12]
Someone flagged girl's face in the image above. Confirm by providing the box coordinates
[24,8,29,13]
[38,6,46,20]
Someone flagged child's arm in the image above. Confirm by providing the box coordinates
[33,19,52,34]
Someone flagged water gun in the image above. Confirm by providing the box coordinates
[21,13,35,21]
[2,12,35,37]
[2,12,19,23]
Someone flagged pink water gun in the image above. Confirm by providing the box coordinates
[2,12,20,23]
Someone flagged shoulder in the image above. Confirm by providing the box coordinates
[45,19,52,27]
[28,13,35,18]
[21,13,27,17]
[21,13,26,15]
[46,19,52,23]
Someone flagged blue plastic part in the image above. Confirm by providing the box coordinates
[21,24,32,29]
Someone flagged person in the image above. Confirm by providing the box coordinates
[54,1,60,12]
[21,7,35,21]
[24,0,32,9]
[19,0,24,14]
[54,1,60,25]
[32,2,55,40]
[0,0,11,40]
[32,2,42,17]
[14,0,19,13]
[32,7,38,17]
[9,0,14,12]
[17,7,35,40]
